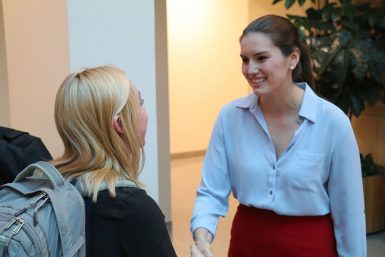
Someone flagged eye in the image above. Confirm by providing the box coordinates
[140,98,144,106]
[257,56,268,61]
[241,57,249,64]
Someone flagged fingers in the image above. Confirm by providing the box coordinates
[192,228,214,257]
[190,244,204,257]
[194,243,215,257]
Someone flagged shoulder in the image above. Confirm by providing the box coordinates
[300,84,350,129]
[95,187,165,220]
[217,93,255,119]
[91,188,176,257]
[0,127,30,141]
[318,97,351,128]
[223,93,255,110]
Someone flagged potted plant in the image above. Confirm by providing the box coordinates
[361,154,385,233]
[272,0,385,233]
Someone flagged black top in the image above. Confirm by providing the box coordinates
[86,186,177,257]
[0,126,52,184]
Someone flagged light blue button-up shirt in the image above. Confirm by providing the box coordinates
[191,83,366,257]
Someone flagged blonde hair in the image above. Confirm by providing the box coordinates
[52,66,144,201]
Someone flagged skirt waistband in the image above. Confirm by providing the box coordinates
[228,204,337,257]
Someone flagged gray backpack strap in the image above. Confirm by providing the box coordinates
[14,161,65,189]
[45,185,85,257]
[63,237,85,257]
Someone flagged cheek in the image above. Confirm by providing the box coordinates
[263,62,286,81]
[270,58,288,71]
[144,111,148,127]
[141,110,148,130]
[241,65,247,76]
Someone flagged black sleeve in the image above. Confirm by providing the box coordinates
[20,138,52,165]
[0,128,52,184]
[118,189,177,257]
[0,140,27,183]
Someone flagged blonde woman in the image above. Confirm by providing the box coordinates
[52,66,177,257]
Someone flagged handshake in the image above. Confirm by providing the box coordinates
[190,227,214,257]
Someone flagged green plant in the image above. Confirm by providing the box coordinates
[360,153,378,177]
[273,0,385,118]
[272,0,385,177]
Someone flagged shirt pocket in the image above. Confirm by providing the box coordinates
[285,151,326,192]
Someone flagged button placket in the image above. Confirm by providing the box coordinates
[268,163,277,198]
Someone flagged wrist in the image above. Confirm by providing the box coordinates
[193,227,213,244]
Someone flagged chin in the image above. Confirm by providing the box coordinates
[251,87,264,96]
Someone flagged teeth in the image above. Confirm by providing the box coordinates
[251,78,265,83]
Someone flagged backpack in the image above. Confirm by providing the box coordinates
[0,161,86,257]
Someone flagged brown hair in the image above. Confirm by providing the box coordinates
[240,15,314,87]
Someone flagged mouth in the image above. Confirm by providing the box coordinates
[249,77,266,88]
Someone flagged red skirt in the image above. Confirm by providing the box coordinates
[228,204,338,257]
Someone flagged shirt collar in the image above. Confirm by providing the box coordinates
[297,82,318,123]
[235,82,319,123]
[235,92,257,109]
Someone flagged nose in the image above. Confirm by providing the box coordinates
[247,61,259,74]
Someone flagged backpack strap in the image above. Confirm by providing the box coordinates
[62,234,85,257]
[14,161,65,189]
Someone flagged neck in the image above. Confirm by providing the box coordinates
[259,83,304,117]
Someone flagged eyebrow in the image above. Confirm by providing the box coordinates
[240,51,269,58]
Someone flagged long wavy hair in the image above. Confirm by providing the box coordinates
[52,66,144,201]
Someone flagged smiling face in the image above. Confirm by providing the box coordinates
[240,32,296,96]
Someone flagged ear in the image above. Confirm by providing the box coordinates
[289,47,300,69]
[113,116,124,134]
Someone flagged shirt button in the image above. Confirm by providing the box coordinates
[273,164,276,169]
[269,191,273,195]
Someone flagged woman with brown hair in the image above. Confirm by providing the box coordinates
[191,15,366,257]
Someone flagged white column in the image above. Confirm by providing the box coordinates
[67,0,170,220]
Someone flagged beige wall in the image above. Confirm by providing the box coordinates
[352,106,385,167]
[0,1,10,126]
[167,0,250,154]
[168,0,311,154]
[1,0,69,157]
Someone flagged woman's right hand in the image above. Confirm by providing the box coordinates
[192,228,214,257]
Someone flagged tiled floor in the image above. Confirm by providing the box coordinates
[171,155,385,257]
